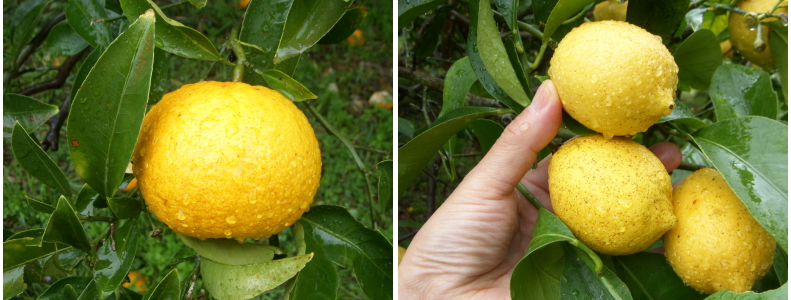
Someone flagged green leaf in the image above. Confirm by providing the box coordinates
[377,160,394,214]
[70,46,105,100]
[67,10,155,198]
[43,21,89,57]
[11,123,72,197]
[493,0,521,50]
[612,253,705,300]
[770,31,787,103]
[413,6,451,61]
[710,64,778,121]
[274,0,352,63]
[201,253,313,300]
[149,48,169,104]
[94,218,141,297]
[625,0,690,43]
[657,99,707,130]
[440,57,477,118]
[38,277,93,300]
[772,246,787,286]
[286,223,338,300]
[66,0,112,47]
[9,0,51,62]
[187,0,206,9]
[240,0,300,83]
[318,6,368,44]
[690,117,787,252]
[504,39,532,99]
[141,269,179,300]
[176,234,279,265]
[75,184,102,215]
[3,266,26,300]
[469,0,530,109]
[256,69,317,102]
[398,107,507,196]
[43,197,91,254]
[673,29,722,91]
[299,205,392,300]
[542,0,596,44]
[704,283,787,299]
[561,111,597,136]
[3,237,58,271]
[6,229,45,241]
[107,197,143,219]
[398,0,444,28]
[686,7,729,37]
[120,0,221,61]
[3,94,59,138]
[561,245,632,300]
[26,196,55,214]
[468,119,503,155]
[511,242,564,299]
[75,280,99,300]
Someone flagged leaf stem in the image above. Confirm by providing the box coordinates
[492,10,544,40]
[517,183,544,210]
[530,41,549,71]
[230,28,246,82]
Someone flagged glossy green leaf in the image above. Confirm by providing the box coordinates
[38,277,92,300]
[43,197,91,254]
[542,0,595,44]
[94,218,141,297]
[256,69,317,102]
[6,229,45,241]
[3,94,58,138]
[3,266,26,300]
[704,283,787,299]
[274,0,352,63]
[710,64,778,121]
[493,0,521,49]
[3,237,58,271]
[187,0,207,8]
[201,253,313,300]
[377,160,393,214]
[26,196,55,214]
[67,10,155,198]
[562,111,597,136]
[398,0,444,28]
[690,117,787,252]
[398,107,508,196]
[149,48,169,104]
[43,21,89,58]
[107,196,143,219]
[75,184,102,215]
[299,205,392,300]
[177,234,279,265]
[658,99,707,130]
[41,248,84,278]
[769,31,787,103]
[504,39,532,99]
[561,245,632,300]
[469,0,530,108]
[70,46,105,100]
[318,6,368,44]
[9,0,51,62]
[240,0,300,84]
[468,119,503,155]
[626,0,690,43]
[120,0,221,61]
[440,57,477,117]
[773,246,787,285]
[66,0,112,47]
[141,269,179,300]
[11,123,72,197]
[673,29,722,91]
[613,252,704,300]
[511,242,564,299]
[413,6,450,61]
[75,280,99,300]
[286,223,338,300]
[685,7,729,37]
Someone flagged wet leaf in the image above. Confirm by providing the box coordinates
[542,0,595,45]
[75,184,102,216]
[398,0,444,27]
[38,277,92,300]
[256,69,317,102]
[440,57,477,117]
[3,266,26,300]
[704,283,787,299]
[201,253,313,300]
[9,0,51,62]
[66,0,112,47]
[107,196,143,219]
[286,223,337,300]
[240,0,299,84]
[70,46,104,100]
[318,6,368,44]
[413,6,450,61]
[377,160,393,215]
[43,21,89,57]
[75,280,99,300]
[673,29,722,91]
[612,253,704,300]
[94,218,141,297]
[3,237,58,271]
[43,197,91,254]
[560,245,632,300]
[468,119,503,155]
[562,111,597,136]
[140,268,179,300]
[26,196,55,214]
[149,48,169,104]
[658,99,707,130]
[626,0,690,43]
[710,64,778,121]
[177,234,279,265]
[11,123,72,197]
[511,242,563,299]
[3,94,58,138]
[273,0,352,63]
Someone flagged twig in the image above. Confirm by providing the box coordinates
[398,229,419,242]
[185,255,201,300]
[167,255,199,268]
[18,48,89,96]
[7,12,66,78]
[41,96,70,151]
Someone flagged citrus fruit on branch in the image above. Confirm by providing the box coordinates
[132,81,322,240]
[728,0,788,69]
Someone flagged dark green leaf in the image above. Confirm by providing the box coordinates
[468,119,503,155]
[107,197,143,219]
[300,205,392,300]
[286,223,338,300]
[440,57,477,117]
[26,196,55,214]
[413,6,450,61]
[543,0,596,43]
[176,234,278,265]
[6,229,45,241]
[274,0,352,63]
[562,111,596,136]
[66,0,112,47]
[43,197,91,253]
[505,39,532,99]
[3,94,59,138]
[493,0,521,49]
[9,0,51,62]
[657,99,707,130]
[398,117,415,141]
[256,69,317,102]
[625,0,690,43]
[710,64,778,121]
[3,238,58,271]
[149,48,169,104]
[70,46,105,100]
[240,0,299,84]
[75,184,102,215]
[690,117,787,252]
[38,277,93,300]
[561,245,632,300]
[67,10,155,197]
[511,243,564,299]
[11,123,72,197]
[94,218,141,297]
[769,31,787,103]
[613,252,704,300]
[120,0,221,61]
[704,283,787,299]
[773,246,787,285]
[377,160,393,214]
[187,0,206,9]
[43,21,89,57]
[398,107,507,196]
[201,253,313,300]
[141,269,179,300]
[318,6,368,44]
[398,0,444,28]
[75,280,99,300]
[3,266,26,300]
[673,29,722,91]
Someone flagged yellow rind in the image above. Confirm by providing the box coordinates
[728,0,788,70]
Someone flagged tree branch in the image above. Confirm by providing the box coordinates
[18,48,89,96]
[41,95,71,151]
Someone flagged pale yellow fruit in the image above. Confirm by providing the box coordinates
[548,135,676,255]
[728,0,788,69]
[398,246,406,265]
[664,168,776,294]
[548,21,678,138]
[593,0,628,21]
[133,81,322,240]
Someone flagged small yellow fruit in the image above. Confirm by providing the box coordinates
[728,0,788,69]
[239,0,250,9]
[549,21,678,138]
[664,168,776,294]
[346,29,365,47]
[593,0,628,21]
[398,246,406,265]
[121,178,138,192]
[548,135,676,255]
[123,271,147,292]
[133,81,322,240]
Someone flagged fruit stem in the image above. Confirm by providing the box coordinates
[492,10,544,40]
[517,183,545,210]
[529,41,548,71]
[230,28,247,82]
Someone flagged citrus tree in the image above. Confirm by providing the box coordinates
[398,0,787,298]
[4,0,392,299]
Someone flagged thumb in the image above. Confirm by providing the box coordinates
[462,80,562,198]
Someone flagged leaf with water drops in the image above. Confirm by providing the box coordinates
[4,94,58,138]
[3,237,58,271]
[43,197,91,254]
[70,45,104,100]
[318,6,367,45]
[177,233,279,265]
[107,196,143,219]
[66,0,112,47]
[658,99,707,131]
[709,64,778,121]
[612,253,704,300]
[273,0,352,63]
[11,123,72,197]
[141,268,179,300]
[201,253,313,300]
[704,283,787,299]
[38,276,93,300]
[673,29,722,91]
[286,222,338,300]
[3,266,26,300]
[626,0,690,43]
[94,217,140,297]
[542,0,596,44]
[256,69,317,102]
[398,0,445,28]
[240,0,299,84]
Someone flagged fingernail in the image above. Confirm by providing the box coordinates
[529,80,557,113]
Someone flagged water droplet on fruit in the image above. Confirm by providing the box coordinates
[177,211,186,220]
[226,215,237,224]
[224,228,233,236]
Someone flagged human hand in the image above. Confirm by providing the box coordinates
[398,80,682,299]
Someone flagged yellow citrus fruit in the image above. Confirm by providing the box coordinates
[549,21,678,138]
[593,0,628,21]
[548,135,676,255]
[121,178,138,192]
[346,29,365,47]
[133,81,322,240]
[398,246,406,265]
[728,0,788,69]
[664,168,776,294]
[123,271,147,292]
[239,0,250,9]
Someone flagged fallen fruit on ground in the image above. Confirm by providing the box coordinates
[548,135,676,255]
[133,81,322,240]
[548,21,678,138]
[664,168,776,294]
[593,0,628,21]
[728,0,788,69]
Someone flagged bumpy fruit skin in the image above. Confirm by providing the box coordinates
[549,135,676,255]
[548,21,678,138]
[593,0,628,21]
[133,81,322,240]
[664,168,776,294]
[728,0,788,69]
